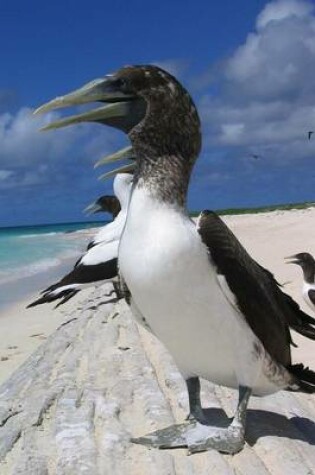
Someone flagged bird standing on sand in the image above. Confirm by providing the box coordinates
[286,252,315,313]
[35,65,315,454]
[27,173,133,308]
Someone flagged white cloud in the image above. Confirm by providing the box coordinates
[0,106,118,188]
[200,0,315,162]
[224,0,315,100]
[0,107,84,168]
[256,0,313,29]
[0,169,13,181]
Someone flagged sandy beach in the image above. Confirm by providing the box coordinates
[0,226,99,386]
[0,208,315,473]
[0,290,90,386]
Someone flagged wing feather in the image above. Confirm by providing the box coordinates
[197,210,315,366]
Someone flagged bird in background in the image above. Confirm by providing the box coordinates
[27,172,134,309]
[286,252,315,313]
[84,195,121,219]
[86,153,134,249]
[34,65,315,455]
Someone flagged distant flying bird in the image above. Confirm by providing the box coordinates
[34,64,315,455]
[308,131,313,140]
[250,153,260,160]
[27,173,133,308]
[286,252,315,313]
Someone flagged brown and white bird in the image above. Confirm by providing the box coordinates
[286,252,315,313]
[84,194,121,220]
[34,65,315,454]
[28,173,133,308]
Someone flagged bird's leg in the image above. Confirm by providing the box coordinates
[186,385,251,454]
[106,281,122,299]
[131,386,251,455]
[112,281,121,298]
[185,377,208,424]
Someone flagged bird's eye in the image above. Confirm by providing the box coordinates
[113,78,127,89]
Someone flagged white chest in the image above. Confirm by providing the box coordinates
[302,282,315,312]
[118,188,278,394]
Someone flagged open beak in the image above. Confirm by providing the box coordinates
[284,255,300,265]
[33,75,145,133]
[84,202,103,215]
[94,145,135,168]
[34,77,134,115]
[39,102,131,131]
[94,145,136,180]
[98,162,136,181]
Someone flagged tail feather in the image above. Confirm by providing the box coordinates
[290,323,315,341]
[27,288,79,308]
[288,363,315,393]
[54,290,79,308]
[282,292,315,340]
[299,310,315,326]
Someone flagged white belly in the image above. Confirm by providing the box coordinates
[119,189,285,396]
[302,282,315,313]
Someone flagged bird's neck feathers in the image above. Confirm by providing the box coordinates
[129,92,201,207]
[113,175,132,210]
[301,263,315,284]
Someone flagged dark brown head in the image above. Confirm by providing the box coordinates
[285,252,315,283]
[84,195,121,218]
[34,64,201,172]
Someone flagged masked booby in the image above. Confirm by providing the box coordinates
[34,65,315,454]
[27,173,133,308]
[286,252,315,314]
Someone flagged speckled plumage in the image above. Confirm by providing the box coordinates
[116,66,201,206]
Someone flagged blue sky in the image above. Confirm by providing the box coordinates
[1,0,315,226]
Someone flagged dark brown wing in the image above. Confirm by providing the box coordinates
[197,211,315,367]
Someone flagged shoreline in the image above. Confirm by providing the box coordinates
[0,227,100,385]
[0,227,99,314]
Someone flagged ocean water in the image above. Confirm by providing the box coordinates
[0,221,106,311]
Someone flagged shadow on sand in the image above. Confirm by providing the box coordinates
[202,406,315,446]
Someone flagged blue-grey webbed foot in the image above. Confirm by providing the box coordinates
[187,385,251,454]
[131,423,189,449]
[131,386,251,455]
[186,422,245,454]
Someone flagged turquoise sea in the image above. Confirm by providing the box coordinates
[0,221,106,311]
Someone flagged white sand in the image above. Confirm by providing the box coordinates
[1,207,315,385]
[0,289,92,386]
